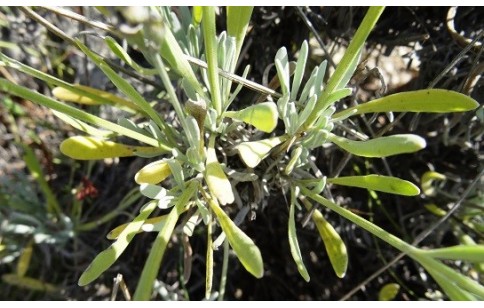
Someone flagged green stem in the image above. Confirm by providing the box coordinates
[202,6,222,116]
[0,78,170,150]
[76,187,141,231]
[218,238,230,301]
[133,181,198,300]
[299,185,416,255]
[151,53,189,136]
[303,6,385,129]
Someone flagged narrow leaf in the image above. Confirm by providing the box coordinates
[328,133,426,158]
[52,84,141,111]
[208,197,264,278]
[288,195,310,281]
[224,102,278,133]
[2,274,57,293]
[327,175,420,196]
[205,147,235,205]
[420,245,484,263]
[0,78,168,149]
[133,182,198,300]
[135,160,172,184]
[291,40,308,101]
[76,40,167,132]
[52,110,112,138]
[226,6,253,66]
[312,209,348,278]
[333,89,480,120]
[60,136,165,160]
[17,241,33,277]
[107,216,168,240]
[236,135,287,168]
[78,201,157,286]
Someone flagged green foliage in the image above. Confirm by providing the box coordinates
[1,6,481,300]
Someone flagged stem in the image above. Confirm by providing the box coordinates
[201,6,222,116]
[133,181,198,300]
[151,53,189,135]
[299,185,416,255]
[218,238,230,301]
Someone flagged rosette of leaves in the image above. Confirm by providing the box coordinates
[0,6,483,300]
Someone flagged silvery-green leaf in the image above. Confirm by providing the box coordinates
[167,159,185,186]
[291,40,308,101]
[314,60,328,97]
[185,115,201,149]
[285,101,298,135]
[277,94,290,119]
[328,133,426,157]
[195,199,211,225]
[139,183,168,200]
[275,47,290,95]
[297,94,317,128]
[299,66,319,103]
[183,211,201,236]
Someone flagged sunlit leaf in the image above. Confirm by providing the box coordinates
[78,201,157,286]
[328,133,426,158]
[224,102,278,133]
[333,89,480,120]
[133,182,198,300]
[328,175,420,196]
[208,197,263,278]
[60,136,166,160]
[236,135,287,168]
[312,209,348,278]
[107,215,168,240]
[378,283,400,301]
[226,6,253,64]
[205,147,235,205]
[135,160,172,184]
